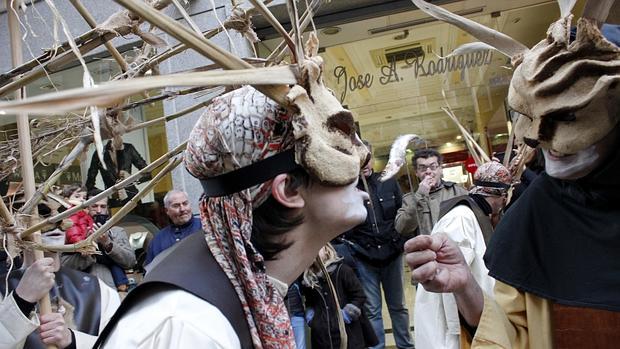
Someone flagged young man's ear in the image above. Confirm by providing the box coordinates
[271,174,305,208]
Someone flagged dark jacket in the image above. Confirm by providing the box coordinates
[342,172,404,266]
[143,217,202,266]
[303,261,378,349]
[86,142,151,206]
[1,267,102,349]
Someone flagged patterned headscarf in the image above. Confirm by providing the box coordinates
[469,161,512,197]
[185,86,296,348]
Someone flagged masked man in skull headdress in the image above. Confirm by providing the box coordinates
[94,34,371,349]
[404,1,620,348]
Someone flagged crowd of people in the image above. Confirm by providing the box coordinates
[1,0,619,348]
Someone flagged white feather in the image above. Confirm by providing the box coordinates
[379,134,423,181]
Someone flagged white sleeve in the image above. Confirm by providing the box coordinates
[0,292,39,349]
[73,279,121,349]
[431,206,480,265]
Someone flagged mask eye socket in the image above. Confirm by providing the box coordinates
[326,111,355,136]
[548,111,577,122]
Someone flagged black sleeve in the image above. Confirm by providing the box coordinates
[85,152,100,190]
[66,330,77,349]
[12,291,36,316]
[393,178,403,210]
[127,144,152,182]
[340,264,366,309]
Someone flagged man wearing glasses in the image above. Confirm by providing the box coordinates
[395,149,467,237]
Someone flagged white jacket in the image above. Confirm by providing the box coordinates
[0,278,120,349]
[414,205,495,349]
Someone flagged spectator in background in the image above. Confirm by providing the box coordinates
[285,280,307,349]
[414,162,511,349]
[302,244,378,349]
[143,190,201,268]
[395,149,467,237]
[85,140,152,207]
[60,185,94,246]
[342,141,414,349]
[61,193,136,292]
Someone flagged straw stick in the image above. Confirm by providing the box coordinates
[6,1,54,346]
[113,0,290,106]
[32,157,182,253]
[68,0,129,72]
[19,142,187,239]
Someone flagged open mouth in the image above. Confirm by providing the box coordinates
[546,149,574,161]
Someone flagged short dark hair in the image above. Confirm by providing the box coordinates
[87,188,104,200]
[413,148,443,167]
[251,168,311,261]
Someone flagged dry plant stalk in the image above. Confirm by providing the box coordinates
[29,157,182,253]
[19,141,187,239]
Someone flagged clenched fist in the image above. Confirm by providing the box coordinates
[39,313,72,348]
[404,233,484,326]
[15,257,56,303]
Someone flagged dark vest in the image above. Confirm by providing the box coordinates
[1,267,101,349]
[439,195,494,245]
[94,232,253,348]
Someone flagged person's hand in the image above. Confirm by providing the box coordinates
[417,174,435,196]
[342,303,361,322]
[341,309,352,324]
[305,308,315,324]
[92,223,112,251]
[39,313,72,348]
[404,233,470,293]
[15,258,55,303]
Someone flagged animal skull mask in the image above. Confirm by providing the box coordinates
[185,33,368,204]
[412,0,620,155]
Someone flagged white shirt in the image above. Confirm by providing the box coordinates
[0,278,120,349]
[414,205,495,349]
[101,289,241,349]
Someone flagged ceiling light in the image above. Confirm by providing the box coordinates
[321,27,341,35]
[456,135,463,140]
[446,142,453,147]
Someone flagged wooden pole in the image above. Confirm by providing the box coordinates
[5,1,55,347]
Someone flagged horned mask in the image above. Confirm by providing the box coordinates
[185,33,368,204]
[412,0,620,155]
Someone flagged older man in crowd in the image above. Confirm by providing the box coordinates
[143,190,201,267]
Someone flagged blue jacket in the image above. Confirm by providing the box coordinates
[144,216,202,266]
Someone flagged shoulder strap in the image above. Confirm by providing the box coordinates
[94,233,253,348]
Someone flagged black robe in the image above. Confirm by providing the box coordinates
[485,149,620,311]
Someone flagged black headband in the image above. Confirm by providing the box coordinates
[194,149,301,197]
[473,180,511,190]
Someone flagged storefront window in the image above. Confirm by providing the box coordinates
[259,0,563,191]
[1,50,171,205]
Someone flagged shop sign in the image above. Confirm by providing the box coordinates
[333,48,494,102]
